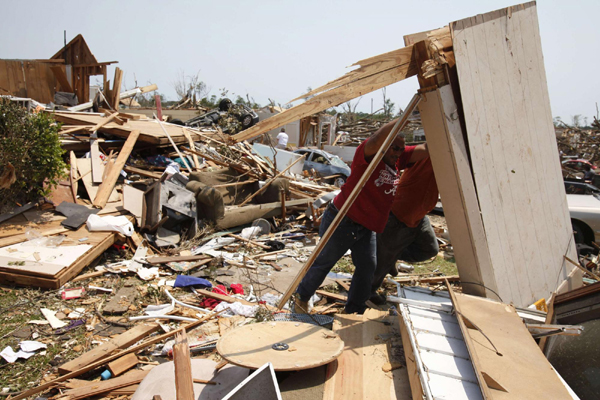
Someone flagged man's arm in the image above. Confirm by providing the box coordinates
[364,118,399,160]
[409,143,429,163]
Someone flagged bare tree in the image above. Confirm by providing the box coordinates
[172,70,210,104]
[341,97,362,124]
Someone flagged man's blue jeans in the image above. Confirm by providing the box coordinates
[296,203,376,314]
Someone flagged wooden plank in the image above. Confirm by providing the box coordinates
[419,86,494,298]
[76,158,120,206]
[107,353,139,377]
[90,133,103,183]
[232,47,418,143]
[451,2,581,305]
[62,369,148,400]
[277,94,421,309]
[93,130,140,208]
[323,311,410,399]
[69,151,79,202]
[58,324,159,374]
[50,65,73,92]
[124,165,163,179]
[316,290,347,303]
[173,330,195,400]
[446,281,572,399]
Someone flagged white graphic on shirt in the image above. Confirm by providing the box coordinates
[374,165,399,196]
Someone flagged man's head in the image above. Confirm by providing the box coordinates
[280,128,286,133]
[382,135,406,167]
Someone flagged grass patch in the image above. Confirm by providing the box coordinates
[410,256,458,276]
[331,256,355,274]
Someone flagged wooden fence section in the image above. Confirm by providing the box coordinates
[0,60,58,103]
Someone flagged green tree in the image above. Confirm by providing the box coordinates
[0,99,66,208]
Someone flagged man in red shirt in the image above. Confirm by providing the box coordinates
[295,119,429,314]
[370,149,440,304]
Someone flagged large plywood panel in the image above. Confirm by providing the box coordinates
[451,2,580,306]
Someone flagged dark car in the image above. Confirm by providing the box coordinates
[293,149,351,187]
[564,180,600,195]
[173,98,259,133]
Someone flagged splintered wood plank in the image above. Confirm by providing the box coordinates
[323,311,410,400]
[76,158,119,203]
[450,2,580,306]
[173,330,194,400]
[448,288,572,399]
[58,324,159,374]
[232,46,418,142]
[93,130,140,208]
[53,113,198,145]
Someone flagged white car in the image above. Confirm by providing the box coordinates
[567,194,600,244]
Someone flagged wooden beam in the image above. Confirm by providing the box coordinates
[173,330,195,400]
[50,65,73,92]
[93,130,140,208]
[276,94,421,309]
[231,46,418,143]
[419,86,494,298]
[316,290,347,303]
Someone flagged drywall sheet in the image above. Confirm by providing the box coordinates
[0,243,92,276]
[451,2,580,306]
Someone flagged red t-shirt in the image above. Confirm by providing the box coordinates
[333,140,415,233]
[391,157,438,228]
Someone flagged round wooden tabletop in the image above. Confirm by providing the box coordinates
[217,321,344,371]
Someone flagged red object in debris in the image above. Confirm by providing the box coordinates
[562,159,598,171]
[230,284,244,295]
[199,298,220,309]
[61,287,85,300]
[155,95,163,121]
[212,285,228,296]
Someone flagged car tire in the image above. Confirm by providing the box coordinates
[572,221,589,245]
[333,177,346,188]
[241,114,254,129]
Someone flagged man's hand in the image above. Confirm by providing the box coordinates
[364,119,399,160]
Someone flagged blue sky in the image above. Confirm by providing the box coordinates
[1,0,598,124]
